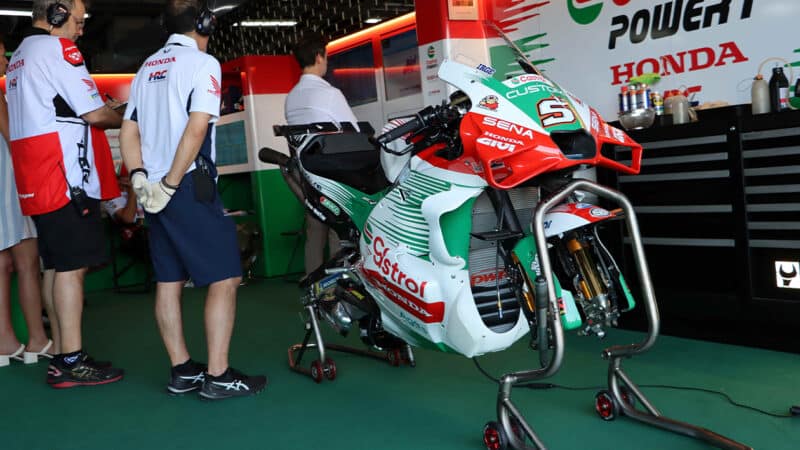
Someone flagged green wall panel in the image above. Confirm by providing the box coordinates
[250,169,306,277]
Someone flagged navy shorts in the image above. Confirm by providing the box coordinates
[34,198,108,272]
[145,171,241,287]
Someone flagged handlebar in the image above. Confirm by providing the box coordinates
[376,106,436,146]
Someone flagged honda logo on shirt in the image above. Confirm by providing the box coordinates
[148,70,168,82]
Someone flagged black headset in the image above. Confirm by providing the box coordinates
[195,3,217,37]
[46,1,70,28]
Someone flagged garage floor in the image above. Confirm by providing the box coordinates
[2,278,798,450]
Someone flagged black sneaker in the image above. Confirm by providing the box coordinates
[198,368,267,400]
[167,360,207,394]
[81,353,112,369]
[47,356,124,389]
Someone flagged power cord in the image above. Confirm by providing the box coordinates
[472,357,798,419]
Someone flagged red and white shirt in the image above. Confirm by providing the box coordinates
[124,34,221,182]
[6,28,118,215]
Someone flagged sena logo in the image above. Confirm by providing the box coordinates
[148,70,168,82]
[482,117,535,140]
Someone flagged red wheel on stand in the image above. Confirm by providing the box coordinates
[323,358,337,381]
[310,360,324,383]
[483,421,508,450]
[595,390,619,421]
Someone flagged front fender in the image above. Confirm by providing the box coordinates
[542,202,617,237]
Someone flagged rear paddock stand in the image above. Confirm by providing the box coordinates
[288,304,415,383]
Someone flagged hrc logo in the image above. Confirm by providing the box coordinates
[148,70,168,82]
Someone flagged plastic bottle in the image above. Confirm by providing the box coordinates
[768,66,789,112]
[666,90,689,125]
[651,91,664,116]
[751,74,770,114]
[619,86,629,113]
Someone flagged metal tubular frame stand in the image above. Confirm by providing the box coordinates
[492,179,751,450]
[288,302,415,383]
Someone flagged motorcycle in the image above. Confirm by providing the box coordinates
[259,22,750,450]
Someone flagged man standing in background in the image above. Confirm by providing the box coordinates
[285,33,359,276]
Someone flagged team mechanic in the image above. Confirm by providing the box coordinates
[119,0,267,400]
[5,0,124,388]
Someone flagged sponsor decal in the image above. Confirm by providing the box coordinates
[319,196,341,216]
[60,39,84,66]
[477,136,517,153]
[208,75,221,98]
[427,45,435,59]
[8,77,17,90]
[476,63,496,75]
[610,41,748,85]
[537,97,577,128]
[6,59,23,73]
[426,58,438,69]
[148,70,168,82]
[19,193,35,199]
[776,261,800,289]
[589,207,610,218]
[506,74,549,87]
[482,116,535,140]
[82,78,96,91]
[471,269,507,286]
[144,57,176,67]
[505,83,559,99]
[607,0,753,49]
[478,95,500,111]
[366,236,444,323]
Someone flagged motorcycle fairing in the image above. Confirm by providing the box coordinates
[358,159,531,357]
[436,60,643,189]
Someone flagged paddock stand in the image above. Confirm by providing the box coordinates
[482,180,751,450]
[288,268,416,384]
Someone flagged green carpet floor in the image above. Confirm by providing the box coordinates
[1,278,798,450]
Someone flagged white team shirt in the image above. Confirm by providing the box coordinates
[124,34,221,182]
[5,31,107,213]
[285,74,359,128]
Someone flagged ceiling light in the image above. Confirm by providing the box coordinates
[365,18,382,24]
[0,9,30,17]
[0,10,89,18]
[235,20,297,27]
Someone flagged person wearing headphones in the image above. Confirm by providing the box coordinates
[119,0,267,400]
[4,0,124,388]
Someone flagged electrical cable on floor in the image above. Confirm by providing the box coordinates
[472,357,798,418]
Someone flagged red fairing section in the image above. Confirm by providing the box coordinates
[9,133,70,216]
[446,111,642,189]
[549,203,620,223]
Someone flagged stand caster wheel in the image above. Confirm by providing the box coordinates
[483,421,508,450]
[387,348,401,367]
[323,358,337,381]
[595,390,619,421]
[310,360,324,383]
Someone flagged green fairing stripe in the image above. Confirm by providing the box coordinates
[314,178,382,232]
[439,197,475,263]
[481,76,585,133]
[618,274,636,312]
[368,170,457,257]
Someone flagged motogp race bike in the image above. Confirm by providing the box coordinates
[259,23,750,450]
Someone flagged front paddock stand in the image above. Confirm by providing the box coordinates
[593,355,752,450]
[482,179,752,450]
[288,305,415,383]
